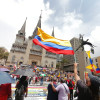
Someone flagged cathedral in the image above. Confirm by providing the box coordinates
[7,14,57,68]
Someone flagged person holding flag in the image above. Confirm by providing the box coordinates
[74,63,93,100]
[86,51,100,100]
[86,51,100,75]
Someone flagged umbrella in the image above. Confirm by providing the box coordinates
[0,71,15,84]
[43,67,47,69]
[11,69,24,75]
[40,74,46,76]
[11,68,35,76]
[0,65,10,70]
[23,69,35,76]
[0,68,10,72]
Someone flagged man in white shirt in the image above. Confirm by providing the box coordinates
[51,78,70,100]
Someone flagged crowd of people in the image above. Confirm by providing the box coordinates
[0,63,100,100]
[47,63,100,100]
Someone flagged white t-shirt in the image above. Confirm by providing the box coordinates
[56,83,70,100]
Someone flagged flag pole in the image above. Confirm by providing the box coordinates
[74,53,77,63]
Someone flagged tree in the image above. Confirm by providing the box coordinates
[0,47,9,64]
[56,56,69,71]
[0,48,5,59]
[60,57,68,71]
[56,61,61,69]
[3,52,9,63]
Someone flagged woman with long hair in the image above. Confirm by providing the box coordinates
[15,76,28,100]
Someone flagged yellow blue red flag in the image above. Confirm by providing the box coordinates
[86,51,100,73]
[33,27,74,55]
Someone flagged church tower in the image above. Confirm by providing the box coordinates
[32,15,41,38]
[24,14,42,65]
[52,27,55,37]
[7,18,27,65]
[7,14,57,69]
[15,18,27,44]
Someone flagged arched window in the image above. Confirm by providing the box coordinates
[51,62,54,68]
[45,60,48,67]
[20,33,23,35]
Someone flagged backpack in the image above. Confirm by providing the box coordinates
[68,81,73,88]
[15,85,25,96]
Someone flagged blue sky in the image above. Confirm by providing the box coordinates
[0,0,100,57]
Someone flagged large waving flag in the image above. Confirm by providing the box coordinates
[33,27,74,55]
[86,51,100,73]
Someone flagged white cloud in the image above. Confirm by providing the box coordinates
[83,26,100,57]
[91,26,100,42]
[63,12,82,28]
[0,0,100,58]
[89,26,100,57]
[52,12,83,40]
[59,0,69,10]
[0,0,54,51]
[39,11,83,41]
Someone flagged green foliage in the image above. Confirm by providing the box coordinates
[60,57,68,65]
[56,56,69,70]
[56,61,61,69]
[3,52,9,60]
[0,48,5,59]
[0,47,9,60]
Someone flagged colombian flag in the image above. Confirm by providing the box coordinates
[96,68,100,73]
[33,27,74,55]
[86,51,100,73]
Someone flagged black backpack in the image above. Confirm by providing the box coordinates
[15,84,25,96]
[68,80,73,88]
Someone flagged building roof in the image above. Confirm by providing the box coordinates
[51,27,55,37]
[32,14,41,37]
[18,18,27,36]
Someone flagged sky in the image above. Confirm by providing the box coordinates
[0,0,100,57]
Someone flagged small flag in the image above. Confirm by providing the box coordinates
[86,51,100,73]
[37,68,40,71]
[13,64,17,71]
[96,68,100,73]
[86,64,97,69]
[84,72,88,79]
[34,65,37,68]
[57,73,60,77]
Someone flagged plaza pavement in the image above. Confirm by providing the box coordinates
[12,82,48,100]
[12,82,77,100]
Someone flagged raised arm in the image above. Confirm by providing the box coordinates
[92,65,97,76]
[74,63,80,82]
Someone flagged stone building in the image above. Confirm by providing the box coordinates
[63,37,90,80]
[92,56,100,68]
[7,15,57,68]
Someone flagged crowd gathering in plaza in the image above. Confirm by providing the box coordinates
[0,62,100,100]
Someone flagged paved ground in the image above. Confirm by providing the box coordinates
[12,82,48,100]
[12,82,77,100]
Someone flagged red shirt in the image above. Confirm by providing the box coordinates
[66,80,74,90]
[0,83,11,100]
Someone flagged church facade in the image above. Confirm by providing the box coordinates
[7,15,57,68]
